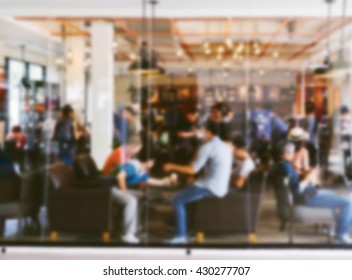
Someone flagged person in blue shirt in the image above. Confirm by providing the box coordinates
[274,141,352,244]
[0,151,16,180]
[112,158,177,244]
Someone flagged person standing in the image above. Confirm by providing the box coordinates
[163,121,233,244]
[53,105,78,166]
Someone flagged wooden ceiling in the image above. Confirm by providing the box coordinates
[16,16,352,68]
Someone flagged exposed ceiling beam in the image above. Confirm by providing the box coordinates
[170,18,194,61]
[257,18,291,59]
[288,18,352,61]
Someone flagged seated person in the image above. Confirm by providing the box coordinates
[163,121,233,244]
[232,136,255,189]
[102,135,142,177]
[112,158,176,244]
[274,141,352,244]
[288,127,320,187]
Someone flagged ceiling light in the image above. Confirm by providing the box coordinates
[204,48,212,55]
[225,38,232,48]
[259,69,265,76]
[254,48,261,55]
[112,41,118,49]
[217,46,224,54]
[187,66,194,73]
[129,53,137,60]
[176,49,184,57]
[203,42,210,49]
[272,51,280,58]
[236,43,244,53]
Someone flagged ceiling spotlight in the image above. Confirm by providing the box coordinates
[236,43,245,53]
[254,48,261,55]
[187,66,194,73]
[225,38,232,48]
[203,41,210,49]
[129,53,137,61]
[112,41,119,49]
[272,51,280,58]
[204,48,212,55]
[176,49,184,57]
[217,46,225,54]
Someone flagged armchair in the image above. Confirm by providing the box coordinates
[46,162,113,242]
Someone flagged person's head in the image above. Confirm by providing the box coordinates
[61,104,73,119]
[203,121,220,141]
[232,136,247,160]
[123,106,137,122]
[12,126,21,133]
[287,127,307,150]
[278,141,295,162]
[185,109,198,122]
[140,158,155,172]
[125,135,142,157]
[210,102,230,121]
[305,102,316,116]
[340,105,350,115]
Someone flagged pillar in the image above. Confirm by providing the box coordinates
[64,36,86,122]
[90,22,114,168]
[0,41,5,147]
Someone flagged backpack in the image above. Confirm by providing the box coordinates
[250,109,272,140]
[54,119,73,143]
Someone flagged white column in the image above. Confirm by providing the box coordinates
[90,22,114,168]
[0,41,5,147]
[65,36,85,122]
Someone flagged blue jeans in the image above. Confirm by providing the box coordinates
[305,190,352,236]
[59,143,75,166]
[172,185,214,237]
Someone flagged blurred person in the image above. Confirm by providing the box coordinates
[209,102,234,142]
[340,105,352,134]
[22,104,41,169]
[232,136,255,189]
[0,149,16,179]
[339,105,352,178]
[175,108,200,163]
[102,135,143,177]
[163,121,233,244]
[274,141,352,244]
[114,106,138,146]
[114,158,177,243]
[288,127,321,187]
[302,102,319,167]
[53,104,78,166]
[5,125,26,171]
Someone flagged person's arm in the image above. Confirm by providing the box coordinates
[147,177,171,187]
[164,163,196,175]
[116,170,128,192]
[234,176,246,188]
[177,131,196,138]
[164,143,209,175]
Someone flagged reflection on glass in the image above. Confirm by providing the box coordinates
[1,3,352,247]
